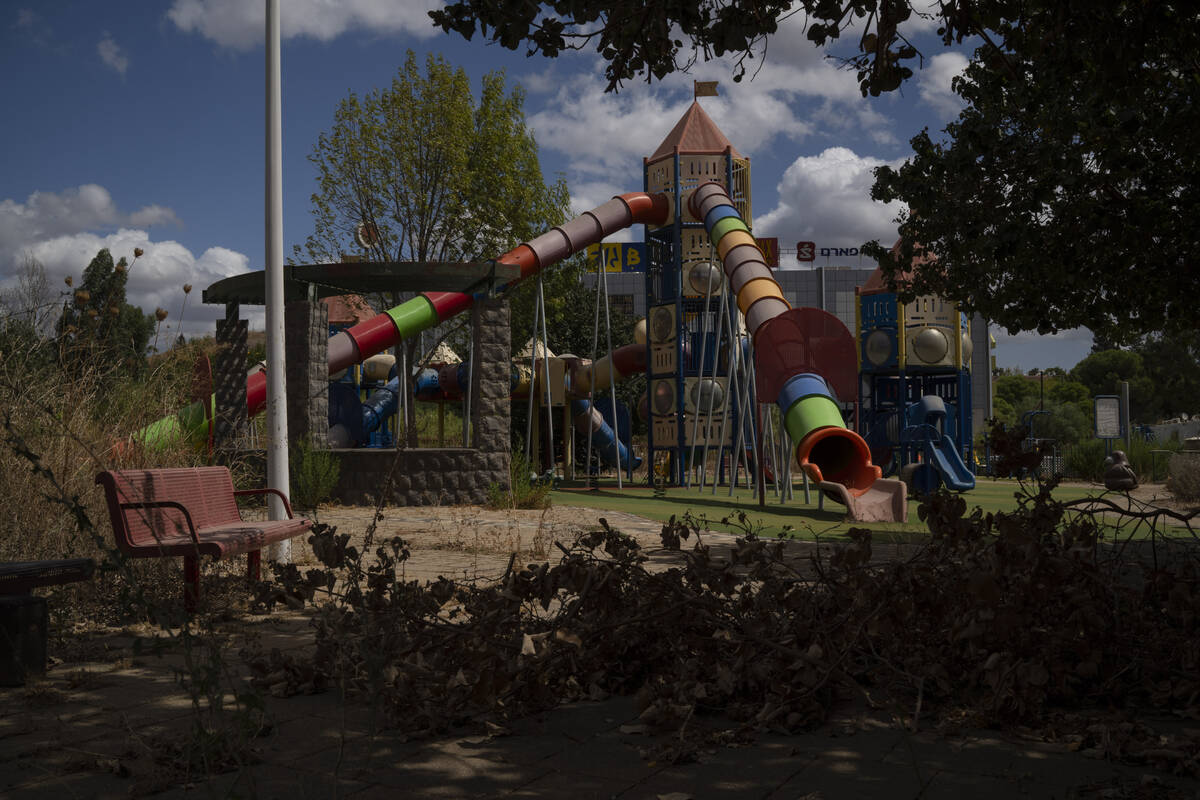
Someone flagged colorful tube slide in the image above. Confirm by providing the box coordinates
[687,183,907,522]
[137,192,671,449]
[570,398,641,471]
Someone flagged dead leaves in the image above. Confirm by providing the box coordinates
[256,482,1200,779]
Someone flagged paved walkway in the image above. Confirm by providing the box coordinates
[3,502,1199,798]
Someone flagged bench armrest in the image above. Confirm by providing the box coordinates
[233,487,297,519]
[119,500,200,546]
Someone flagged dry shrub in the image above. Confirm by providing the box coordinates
[1167,454,1200,503]
[0,334,253,624]
[249,429,1200,775]
[258,488,1200,759]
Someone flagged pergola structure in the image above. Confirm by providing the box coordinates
[202,261,514,506]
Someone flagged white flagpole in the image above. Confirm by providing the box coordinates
[265,0,290,561]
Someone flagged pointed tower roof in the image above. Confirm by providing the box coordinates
[649,101,743,161]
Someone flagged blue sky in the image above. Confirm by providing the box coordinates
[0,1,1092,371]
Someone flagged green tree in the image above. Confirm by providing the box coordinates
[1069,349,1157,423]
[299,51,570,443]
[990,396,1015,428]
[430,0,1003,97]
[1130,332,1200,421]
[300,50,568,268]
[1018,399,1089,446]
[56,249,155,376]
[867,1,1199,346]
[1047,379,1089,408]
[993,374,1036,411]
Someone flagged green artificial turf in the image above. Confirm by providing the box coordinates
[549,477,1157,542]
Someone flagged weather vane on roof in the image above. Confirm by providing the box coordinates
[694,80,719,99]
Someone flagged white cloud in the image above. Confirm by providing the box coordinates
[918,52,968,117]
[0,185,179,249]
[97,32,128,76]
[992,327,1095,371]
[167,0,440,50]
[128,205,183,228]
[899,1,948,38]
[994,327,1094,345]
[20,231,251,343]
[521,1,948,206]
[0,186,243,341]
[754,147,904,250]
[526,47,853,191]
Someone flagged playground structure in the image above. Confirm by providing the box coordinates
[406,339,645,476]
[140,99,920,522]
[856,245,977,494]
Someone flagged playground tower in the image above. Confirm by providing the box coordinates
[642,102,752,483]
[857,243,976,492]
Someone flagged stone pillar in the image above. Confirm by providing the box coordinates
[471,297,511,490]
[284,296,329,447]
[213,302,247,457]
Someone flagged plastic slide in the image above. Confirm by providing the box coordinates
[565,343,644,469]
[924,435,976,492]
[570,398,641,471]
[688,183,906,523]
[136,192,671,448]
[904,396,975,492]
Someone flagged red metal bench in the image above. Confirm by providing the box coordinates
[96,467,311,611]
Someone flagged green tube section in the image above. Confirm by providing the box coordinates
[782,395,844,445]
[710,216,749,245]
[386,295,438,340]
[137,396,213,450]
[135,298,435,452]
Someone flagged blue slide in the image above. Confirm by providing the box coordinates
[902,396,975,492]
[923,434,976,491]
[570,398,642,473]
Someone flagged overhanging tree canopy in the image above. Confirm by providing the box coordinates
[430,0,1003,96]
[865,1,1200,345]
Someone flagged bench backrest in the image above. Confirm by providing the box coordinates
[97,467,242,550]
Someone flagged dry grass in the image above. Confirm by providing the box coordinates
[1167,453,1200,504]
[0,336,265,626]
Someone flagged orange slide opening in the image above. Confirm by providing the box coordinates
[795,427,882,496]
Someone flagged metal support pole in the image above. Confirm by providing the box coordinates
[710,287,736,494]
[264,0,290,562]
[1120,380,1131,451]
[523,287,541,467]
[463,327,475,447]
[741,333,764,503]
[728,335,753,496]
[585,267,602,481]
[686,259,719,490]
[537,277,556,477]
[599,264,622,487]
[696,283,725,491]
